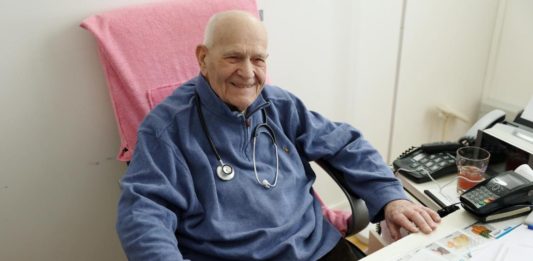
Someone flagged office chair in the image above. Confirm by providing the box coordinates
[81,0,369,256]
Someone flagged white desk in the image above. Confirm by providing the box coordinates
[361,209,476,261]
[397,172,458,211]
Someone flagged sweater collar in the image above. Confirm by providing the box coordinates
[194,75,270,119]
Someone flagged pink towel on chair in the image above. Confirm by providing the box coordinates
[314,191,351,236]
[81,0,259,161]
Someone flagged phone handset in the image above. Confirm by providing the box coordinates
[460,109,506,145]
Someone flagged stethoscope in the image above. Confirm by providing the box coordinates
[195,95,279,189]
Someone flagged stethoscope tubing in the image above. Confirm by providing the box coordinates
[195,94,279,189]
[252,123,279,188]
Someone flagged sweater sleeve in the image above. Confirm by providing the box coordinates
[116,131,191,261]
[287,94,408,222]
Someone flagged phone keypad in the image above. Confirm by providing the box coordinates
[409,152,455,177]
[393,149,458,183]
[464,186,499,208]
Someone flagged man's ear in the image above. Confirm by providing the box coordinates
[196,45,208,75]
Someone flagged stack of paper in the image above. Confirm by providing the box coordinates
[470,225,533,261]
[393,216,526,261]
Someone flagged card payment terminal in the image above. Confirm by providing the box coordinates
[460,170,533,222]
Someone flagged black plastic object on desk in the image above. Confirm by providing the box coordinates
[393,142,462,183]
[420,142,462,154]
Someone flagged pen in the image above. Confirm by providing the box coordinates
[424,189,447,208]
[495,224,520,239]
[525,210,533,230]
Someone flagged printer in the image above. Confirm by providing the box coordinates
[475,114,533,176]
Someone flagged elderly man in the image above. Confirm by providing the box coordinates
[117,10,440,261]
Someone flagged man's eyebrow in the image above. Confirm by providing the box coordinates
[222,50,268,58]
[222,50,244,57]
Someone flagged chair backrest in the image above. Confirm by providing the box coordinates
[81,0,367,237]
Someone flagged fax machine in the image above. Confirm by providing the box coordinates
[475,120,533,176]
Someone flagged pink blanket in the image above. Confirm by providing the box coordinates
[81,0,259,161]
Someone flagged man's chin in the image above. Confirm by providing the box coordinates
[228,99,255,112]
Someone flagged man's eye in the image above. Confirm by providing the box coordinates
[225,56,240,63]
[253,58,266,64]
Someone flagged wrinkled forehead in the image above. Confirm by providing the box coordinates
[214,33,268,53]
[211,14,268,48]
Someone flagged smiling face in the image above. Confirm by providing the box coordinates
[196,12,268,112]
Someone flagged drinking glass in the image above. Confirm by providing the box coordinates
[456,146,490,194]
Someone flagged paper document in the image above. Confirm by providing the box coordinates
[394,217,525,261]
[426,183,460,207]
[470,225,533,261]
[522,96,533,122]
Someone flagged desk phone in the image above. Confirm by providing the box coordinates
[393,142,460,183]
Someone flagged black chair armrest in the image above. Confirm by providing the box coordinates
[315,160,370,237]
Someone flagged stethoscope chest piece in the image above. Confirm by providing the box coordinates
[216,164,235,181]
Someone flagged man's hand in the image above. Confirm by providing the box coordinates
[384,199,441,241]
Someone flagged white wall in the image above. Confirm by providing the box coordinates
[349,1,405,158]
[389,0,500,161]
[259,0,354,123]
[481,0,533,117]
[0,1,152,260]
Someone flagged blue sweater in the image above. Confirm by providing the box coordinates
[117,75,407,260]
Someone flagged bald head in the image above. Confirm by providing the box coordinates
[203,10,267,48]
[195,10,269,112]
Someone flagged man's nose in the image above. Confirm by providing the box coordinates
[237,60,254,78]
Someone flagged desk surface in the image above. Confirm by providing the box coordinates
[361,209,476,260]
[397,172,458,211]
